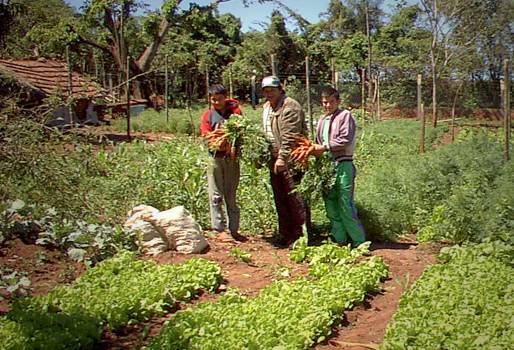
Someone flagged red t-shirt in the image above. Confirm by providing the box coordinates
[200,99,242,136]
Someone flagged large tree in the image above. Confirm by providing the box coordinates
[265,10,304,78]
[373,4,430,106]
[0,0,75,58]
[419,0,497,126]
[49,0,273,99]
[320,0,357,39]
[155,5,244,103]
[471,0,514,107]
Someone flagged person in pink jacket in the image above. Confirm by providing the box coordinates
[310,87,366,247]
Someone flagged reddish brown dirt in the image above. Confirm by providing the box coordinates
[0,234,436,349]
[316,241,436,350]
[0,238,85,313]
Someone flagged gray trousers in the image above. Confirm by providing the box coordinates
[207,157,240,234]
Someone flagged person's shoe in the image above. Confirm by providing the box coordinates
[287,239,299,249]
[230,231,247,242]
[273,236,297,249]
[216,231,237,244]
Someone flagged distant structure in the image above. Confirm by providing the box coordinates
[0,58,105,125]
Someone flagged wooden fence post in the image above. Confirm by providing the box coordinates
[165,54,169,123]
[101,55,106,88]
[418,74,425,153]
[504,59,511,161]
[205,66,210,107]
[271,54,277,76]
[451,82,463,142]
[251,69,256,110]
[126,55,131,142]
[331,58,336,86]
[228,66,233,99]
[361,68,366,126]
[376,73,381,121]
[187,67,195,138]
[108,74,113,102]
[65,45,74,127]
[305,56,313,139]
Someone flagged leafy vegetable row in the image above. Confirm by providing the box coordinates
[0,252,222,350]
[146,241,388,349]
[382,241,514,350]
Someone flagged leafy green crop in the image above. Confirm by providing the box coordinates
[290,237,373,278]
[0,200,137,265]
[0,268,31,299]
[382,241,514,350]
[147,243,388,349]
[0,318,29,350]
[3,252,222,349]
[357,129,511,243]
[294,154,336,204]
[221,116,272,168]
[229,247,252,263]
[1,117,278,242]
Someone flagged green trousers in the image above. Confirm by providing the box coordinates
[323,161,365,246]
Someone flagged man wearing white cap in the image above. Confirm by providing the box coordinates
[261,75,310,247]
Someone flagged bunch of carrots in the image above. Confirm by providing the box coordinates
[290,136,315,166]
[205,129,237,159]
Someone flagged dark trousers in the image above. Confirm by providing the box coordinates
[270,169,311,241]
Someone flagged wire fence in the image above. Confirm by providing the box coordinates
[89,54,512,122]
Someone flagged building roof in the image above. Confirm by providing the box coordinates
[0,58,104,98]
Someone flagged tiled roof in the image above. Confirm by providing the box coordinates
[0,58,104,98]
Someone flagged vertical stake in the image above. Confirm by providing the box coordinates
[331,58,336,86]
[165,54,169,123]
[504,59,511,161]
[126,55,131,142]
[251,69,256,110]
[376,73,381,121]
[305,56,313,139]
[271,54,277,76]
[361,68,366,126]
[228,66,233,99]
[108,74,113,101]
[418,74,425,153]
[66,45,74,126]
[205,65,210,108]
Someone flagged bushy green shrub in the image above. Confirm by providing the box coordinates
[357,129,510,243]
[1,112,278,241]
[479,159,514,244]
[355,119,445,172]
[108,108,201,135]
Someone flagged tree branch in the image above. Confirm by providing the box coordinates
[137,16,171,72]
[76,35,112,57]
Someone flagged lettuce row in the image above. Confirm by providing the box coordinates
[382,242,514,350]
[1,251,222,350]
[147,243,387,350]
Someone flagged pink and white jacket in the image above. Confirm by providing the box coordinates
[315,108,357,162]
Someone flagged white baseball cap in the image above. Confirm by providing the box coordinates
[261,75,281,88]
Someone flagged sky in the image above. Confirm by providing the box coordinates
[65,0,401,32]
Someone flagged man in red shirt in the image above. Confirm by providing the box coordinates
[200,84,245,242]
